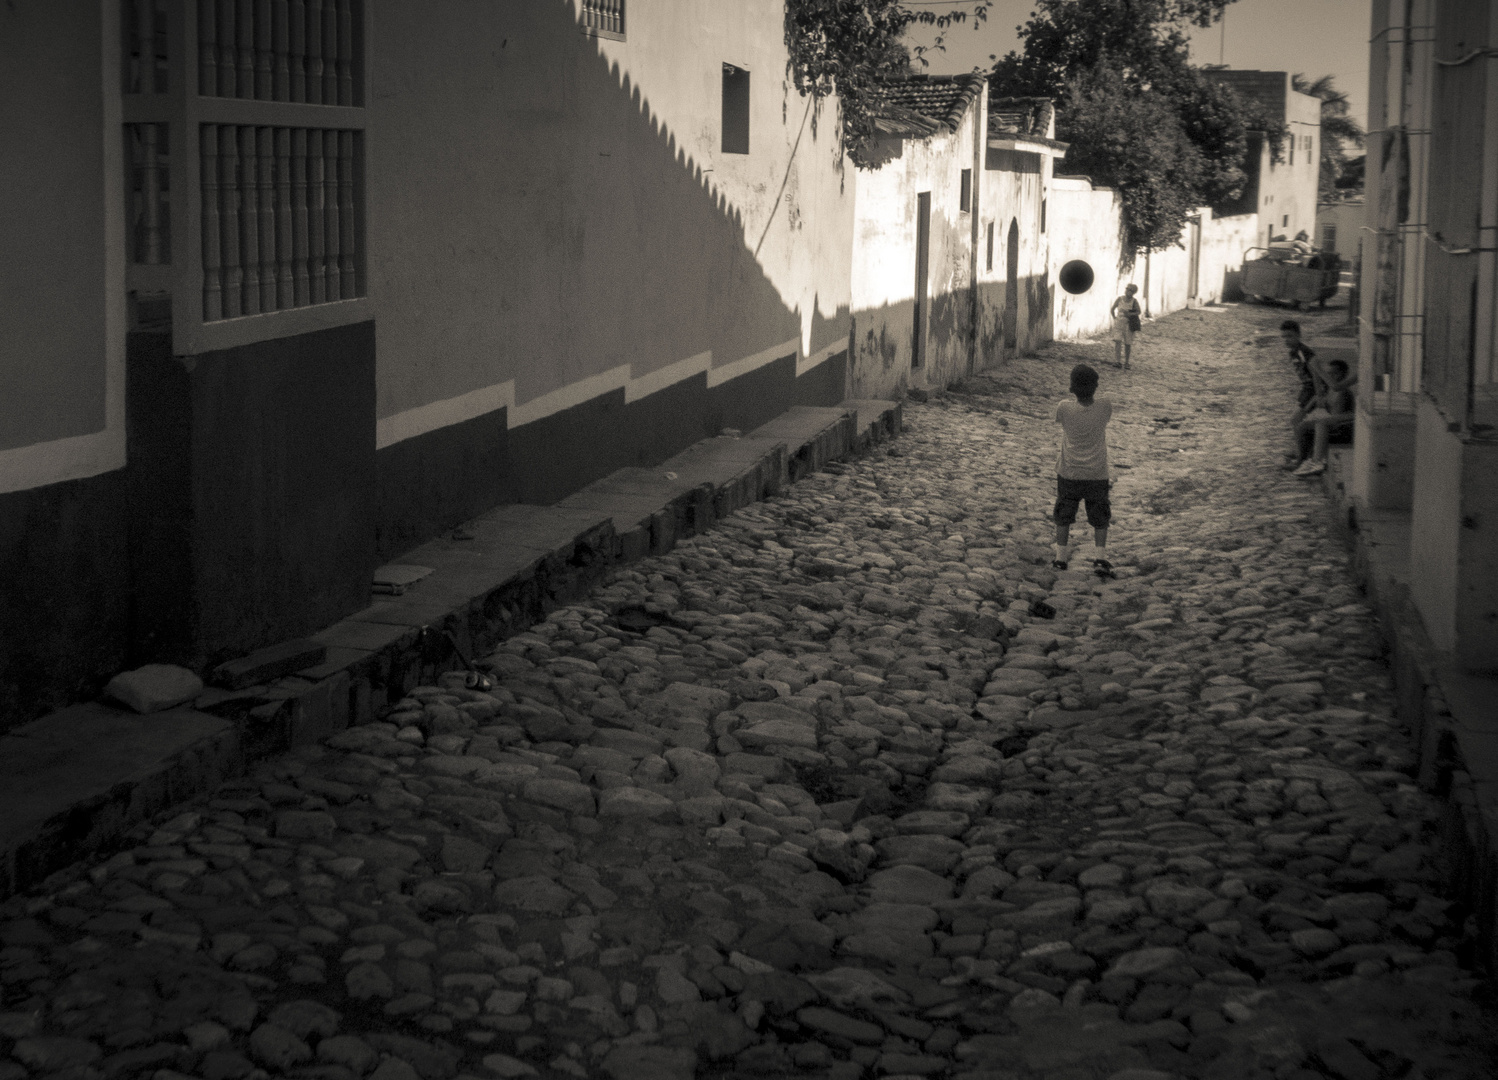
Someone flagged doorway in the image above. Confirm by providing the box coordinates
[914,192,930,369]
[1004,218,1020,352]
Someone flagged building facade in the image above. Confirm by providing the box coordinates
[1351,0,1498,674]
[1205,69,1323,249]
[0,0,856,729]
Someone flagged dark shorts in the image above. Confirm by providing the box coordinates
[1054,477,1111,528]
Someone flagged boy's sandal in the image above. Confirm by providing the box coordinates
[1051,559,1069,571]
[1092,558,1116,579]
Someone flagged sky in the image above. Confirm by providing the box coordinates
[905,0,1372,128]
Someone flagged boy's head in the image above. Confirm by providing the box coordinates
[1280,319,1302,346]
[1327,359,1348,381]
[1125,284,1138,296]
[1070,363,1099,400]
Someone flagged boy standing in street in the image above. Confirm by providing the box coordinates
[1052,363,1114,575]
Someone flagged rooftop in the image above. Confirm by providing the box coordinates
[870,74,985,138]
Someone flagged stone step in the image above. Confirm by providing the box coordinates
[0,395,884,900]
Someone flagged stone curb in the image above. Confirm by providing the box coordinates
[1321,446,1498,976]
[0,398,900,901]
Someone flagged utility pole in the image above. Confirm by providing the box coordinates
[1219,11,1226,66]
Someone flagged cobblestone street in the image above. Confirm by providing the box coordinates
[5,302,1497,1080]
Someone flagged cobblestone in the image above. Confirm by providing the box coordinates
[5,303,1498,1079]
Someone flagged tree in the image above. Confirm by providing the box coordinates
[1057,64,1204,254]
[1291,73,1366,199]
[990,0,1260,257]
[784,1,990,166]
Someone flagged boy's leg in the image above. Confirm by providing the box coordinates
[1053,479,1079,567]
[1085,483,1113,572]
[1312,417,1331,461]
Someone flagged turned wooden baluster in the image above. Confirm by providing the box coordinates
[138,124,168,263]
[291,127,310,305]
[255,0,273,99]
[219,125,242,318]
[272,0,290,100]
[288,0,306,102]
[135,0,155,92]
[321,0,338,105]
[306,126,325,303]
[237,0,255,97]
[238,125,260,315]
[202,125,223,320]
[217,0,236,96]
[305,0,323,105]
[321,130,340,300]
[257,126,277,310]
[336,0,354,106]
[337,130,355,296]
[198,0,217,96]
[275,127,294,308]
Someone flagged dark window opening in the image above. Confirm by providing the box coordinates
[722,64,750,155]
[1041,198,1047,233]
[986,221,994,271]
[959,169,972,213]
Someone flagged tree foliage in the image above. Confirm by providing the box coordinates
[1292,73,1366,199]
[784,0,990,166]
[992,0,1278,256]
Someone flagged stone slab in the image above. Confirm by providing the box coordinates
[0,702,241,897]
[212,637,327,689]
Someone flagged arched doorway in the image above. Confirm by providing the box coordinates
[1004,219,1020,353]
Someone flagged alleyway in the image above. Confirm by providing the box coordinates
[5,303,1498,1080]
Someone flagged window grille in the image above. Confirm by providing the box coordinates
[722,65,750,155]
[581,0,624,40]
[959,169,972,213]
[121,0,368,353]
[196,0,363,106]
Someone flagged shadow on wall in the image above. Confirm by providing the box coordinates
[849,289,974,397]
[974,275,1050,367]
[374,0,851,555]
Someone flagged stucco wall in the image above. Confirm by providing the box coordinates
[976,147,1050,368]
[1254,89,1323,247]
[0,0,124,491]
[849,115,979,399]
[1049,182,1257,341]
[1048,179,1124,341]
[368,0,853,447]
[1315,200,1364,255]
[1409,395,1462,653]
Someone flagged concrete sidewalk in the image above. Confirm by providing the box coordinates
[1322,444,1498,974]
[0,398,900,899]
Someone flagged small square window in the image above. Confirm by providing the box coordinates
[959,169,972,213]
[722,64,750,155]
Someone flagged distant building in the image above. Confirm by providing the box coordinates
[1315,199,1364,259]
[1204,70,1322,249]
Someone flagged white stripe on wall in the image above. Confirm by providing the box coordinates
[375,335,827,450]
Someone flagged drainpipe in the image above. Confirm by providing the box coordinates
[968,80,986,375]
[1143,245,1152,318]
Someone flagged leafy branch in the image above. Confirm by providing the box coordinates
[784,1,990,166]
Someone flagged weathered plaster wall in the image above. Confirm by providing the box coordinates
[1048,178,1124,341]
[368,0,853,479]
[1409,396,1463,654]
[1254,88,1323,247]
[976,147,1050,368]
[849,115,979,400]
[1049,182,1256,342]
[1315,200,1364,255]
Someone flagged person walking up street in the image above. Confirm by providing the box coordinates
[1052,363,1115,576]
[1110,284,1142,369]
